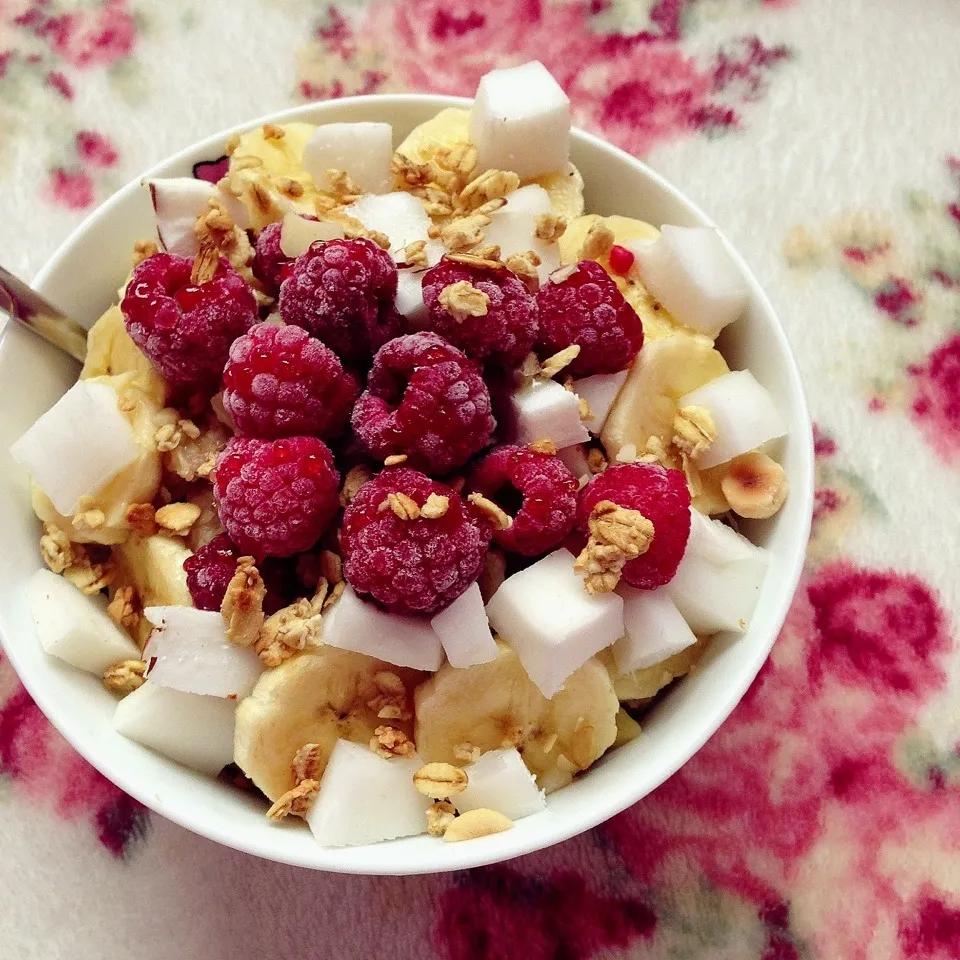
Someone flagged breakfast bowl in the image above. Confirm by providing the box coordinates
[0,68,813,874]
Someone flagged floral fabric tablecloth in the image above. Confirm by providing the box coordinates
[2,1,960,957]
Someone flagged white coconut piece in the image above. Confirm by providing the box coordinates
[627,225,748,338]
[342,192,444,265]
[469,61,571,181]
[511,378,590,450]
[457,747,546,820]
[11,380,140,516]
[306,740,429,847]
[482,210,560,282]
[301,122,393,194]
[485,548,624,698]
[26,569,140,675]
[572,370,628,434]
[613,586,698,673]
[113,682,236,776]
[322,584,444,672]
[557,443,591,479]
[395,269,428,325]
[503,184,553,217]
[431,583,498,668]
[142,606,262,700]
[147,177,215,256]
[678,370,788,469]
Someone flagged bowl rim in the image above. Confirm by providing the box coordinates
[3,92,814,874]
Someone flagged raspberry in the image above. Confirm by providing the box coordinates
[340,467,492,615]
[577,462,691,588]
[536,260,644,376]
[183,533,291,614]
[252,221,290,292]
[352,332,495,474]
[221,322,358,439]
[469,444,578,556]
[278,237,400,363]
[121,252,258,396]
[421,258,538,367]
[213,435,340,558]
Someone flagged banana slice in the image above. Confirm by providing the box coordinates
[233,122,318,184]
[601,334,728,462]
[397,108,585,218]
[415,641,618,794]
[81,305,167,405]
[31,374,162,545]
[597,640,708,702]
[234,648,423,802]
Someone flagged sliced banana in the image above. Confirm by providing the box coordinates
[81,305,167,405]
[397,107,584,218]
[601,334,728,462]
[31,374,162,546]
[415,641,618,794]
[597,640,708,702]
[232,122,318,183]
[234,648,423,802]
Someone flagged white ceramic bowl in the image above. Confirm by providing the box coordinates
[0,95,813,874]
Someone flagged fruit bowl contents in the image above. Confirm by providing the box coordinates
[10,61,790,850]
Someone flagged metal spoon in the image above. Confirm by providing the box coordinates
[0,264,88,362]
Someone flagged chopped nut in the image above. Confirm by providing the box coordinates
[255,587,325,667]
[478,549,507,604]
[472,244,502,262]
[384,454,408,467]
[446,252,503,272]
[413,762,469,799]
[277,176,305,198]
[262,123,286,140]
[574,499,654,594]
[438,280,490,322]
[528,439,558,455]
[426,800,457,837]
[102,659,147,696]
[62,553,115,594]
[190,245,219,285]
[323,580,345,611]
[73,506,106,532]
[579,222,615,261]
[444,808,513,842]
[266,779,320,821]
[672,405,717,460]
[615,443,638,464]
[720,452,788,519]
[535,213,567,242]
[428,223,442,239]
[370,725,416,759]
[123,503,158,537]
[367,670,412,722]
[132,238,159,266]
[520,352,542,380]
[468,493,512,531]
[292,743,325,783]
[504,250,541,294]
[196,455,216,478]
[539,344,581,379]
[401,240,428,268]
[224,131,241,155]
[641,435,670,465]
[440,214,490,252]
[420,493,450,519]
[326,168,362,201]
[457,169,520,212]
[453,742,481,764]
[320,549,343,586]
[340,464,373,506]
[107,586,141,632]
[368,229,391,251]
[221,557,266,647]
[379,492,421,521]
[155,502,202,536]
[578,394,593,421]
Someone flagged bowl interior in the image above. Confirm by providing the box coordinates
[0,95,813,874]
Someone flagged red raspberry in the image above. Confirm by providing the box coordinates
[221,322,358,439]
[352,332,495,474]
[278,237,400,363]
[469,444,578,556]
[252,221,290,292]
[121,252,258,396]
[536,260,644,376]
[577,462,691,588]
[421,258,538,367]
[183,533,291,614]
[213,435,340,558]
[340,467,492,615]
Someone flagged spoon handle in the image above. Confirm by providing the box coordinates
[0,264,88,363]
